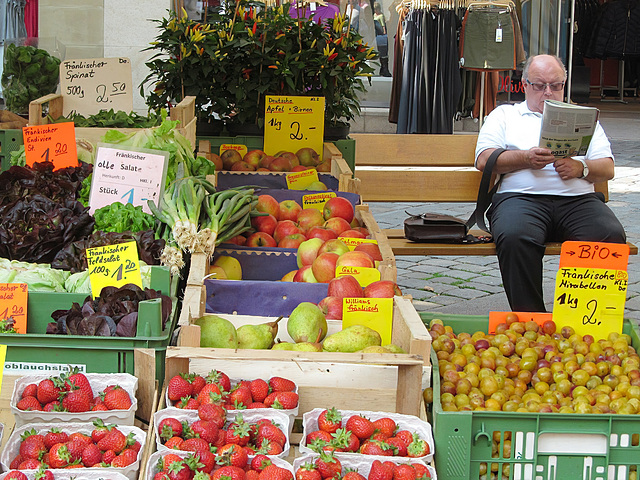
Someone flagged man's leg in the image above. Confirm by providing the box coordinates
[488,194,554,312]
[554,193,626,243]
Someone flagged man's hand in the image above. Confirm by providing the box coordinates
[526,147,556,170]
[554,157,584,180]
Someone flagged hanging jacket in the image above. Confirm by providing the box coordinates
[586,0,640,59]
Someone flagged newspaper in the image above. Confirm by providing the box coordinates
[539,99,599,158]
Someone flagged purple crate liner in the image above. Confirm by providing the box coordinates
[205,279,328,316]
[213,248,299,281]
[216,171,340,190]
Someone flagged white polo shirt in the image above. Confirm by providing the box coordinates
[474,101,614,196]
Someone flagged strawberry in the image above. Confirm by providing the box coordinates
[197,383,223,406]
[81,443,103,467]
[198,403,227,428]
[68,432,92,445]
[246,471,260,480]
[182,437,211,455]
[315,450,341,479]
[22,383,38,399]
[18,458,43,470]
[257,423,286,447]
[392,465,416,480]
[318,408,342,434]
[393,430,413,448]
[44,428,69,450]
[191,375,206,395]
[342,471,365,480]
[258,465,293,480]
[5,472,29,480]
[160,453,184,472]
[43,401,62,412]
[410,464,430,480]
[194,449,216,473]
[183,397,201,410]
[295,463,322,480]
[159,417,184,441]
[66,440,86,463]
[112,448,138,468]
[16,396,42,411]
[251,454,272,472]
[249,379,270,403]
[258,439,284,456]
[9,455,23,470]
[191,419,219,444]
[216,444,249,469]
[331,428,359,453]
[36,468,55,480]
[155,473,171,480]
[206,370,231,393]
[47,443,71,469]
[63,367,93,399]
[306,430,333,445]
[406,434,430,458]
[387,437,407,456]
[92,403,109,412]
[263,391,298,409]
[226,416,252,446]
[346,415,375,440]
[36,378,63,405]
[373,418,397,438]
[61,388,91,412]
[211,465,245,480]
[19,430,47,460]
[368,461,394,480]
[167,459,195,480]
[168,374,194,402]
[91,419,114,443]
[164,437,185,450]
[102,450,117,465]
[229,385,252,408]
[97,428,128,454]
[268,377,296,393]
[103,385,132,410]
[248,402,267,409]
[359,440,394,456]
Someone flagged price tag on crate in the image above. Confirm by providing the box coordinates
[286,168,319,190]
[86,241,142,298]
[0,283,28,334]
[342,297,393,345]
[302,192,337,211]
[60,57,133,116]
[340,237,378,251]
[89,144,169,215]
[23,122,78,169]
[264,95,325,157]
[220,144,248,159]
[553,241,630,340]
[336,265,380,287]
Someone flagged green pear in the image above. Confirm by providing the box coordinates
[291,329,324,352]
[237,317,282,349]
[287,302,328,343]
[272,341,296,350]
[384,344,407,354]
[195,315,238,348]
[359,345,392,353]
[322,324,382,353]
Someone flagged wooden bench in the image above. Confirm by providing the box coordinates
[351,133,638,256]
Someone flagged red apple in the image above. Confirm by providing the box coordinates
[251,214,278,236]
[273,220,303,244]
[316,161,331,172]
[297,208,325,232]
[243,149,267,169]
[221,149,243,170]
[336,251,375,269]
[291,165,308,172]
[226,235,247,246]
[354,243,383,262]
[259,155,276,169]
[275,151,300,168]
[278,233,307,249]
[293,265,317,283]
[281,270,297,282]
[327,275,364,298]
[279,200,303,222]
[207,153,223,171]
[307,226,338,242]
[257,168,271,172]
[318,296,343,320]
[297,237,324,268]
[256,195,280,220]
[338,229,367,240]
[318,238,350,256]
[245,232,277,248]
[355,227,370,236]
[231,160,255,171]
[324,217,351,236]
[364,280,403,298]
[312,252,340,283]
[350,218,362,228]
[269,156,293,172]
[323,197,354,223]
[296,147,321,167]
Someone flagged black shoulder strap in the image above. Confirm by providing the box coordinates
[466,148,507,233]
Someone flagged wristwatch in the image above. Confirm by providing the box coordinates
[576,158,589,179]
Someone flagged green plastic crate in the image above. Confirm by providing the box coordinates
[0,129,23,171]
[420,312,640,480]
[1,266,176,382]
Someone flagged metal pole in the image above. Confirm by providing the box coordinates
[555,0,562,57]
[567,0,575,103]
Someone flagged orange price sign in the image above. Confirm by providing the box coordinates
[559,241,629,270]
[0,283,28,334]
[488,311,553,334]
[23,122,78,169]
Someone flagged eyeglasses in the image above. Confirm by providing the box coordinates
[525,79,565,92]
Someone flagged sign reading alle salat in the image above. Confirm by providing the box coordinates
[60,57,133,116]
[0,283,28,334]
[264,95,325,157]
[23,122,78,169]
[340,237,378,251]
[89,144,169,215]
[342,297,393,345]
[302,192,337,211]
[286,168,319,190]
[220,144,248,159]
[552,241,630,340]
[335,265,381,287]
[86,241,142,299]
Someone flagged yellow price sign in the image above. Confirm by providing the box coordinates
[552,267,627,340]
[302,192,337,211]
[336,265,381,287]
[220,144,248,159]
[263,95,325,157]
[0,344,6,396]
[340,238,378,251]
[342,297,393,345]
[286,169,319,190]
[86,241,142,298]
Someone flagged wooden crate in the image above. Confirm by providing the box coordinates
[28,94,197,150]
[198,140,359,194]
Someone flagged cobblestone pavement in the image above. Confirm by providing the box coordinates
[368,114,640,322]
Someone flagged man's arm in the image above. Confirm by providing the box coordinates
[553,156,615,182]
[475,147,556,174]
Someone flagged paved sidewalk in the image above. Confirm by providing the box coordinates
[368,115,640,322]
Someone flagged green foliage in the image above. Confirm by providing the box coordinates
[51,109,165,128]
[93,201,156,234]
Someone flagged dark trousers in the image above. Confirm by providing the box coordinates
[488,192,627,312]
